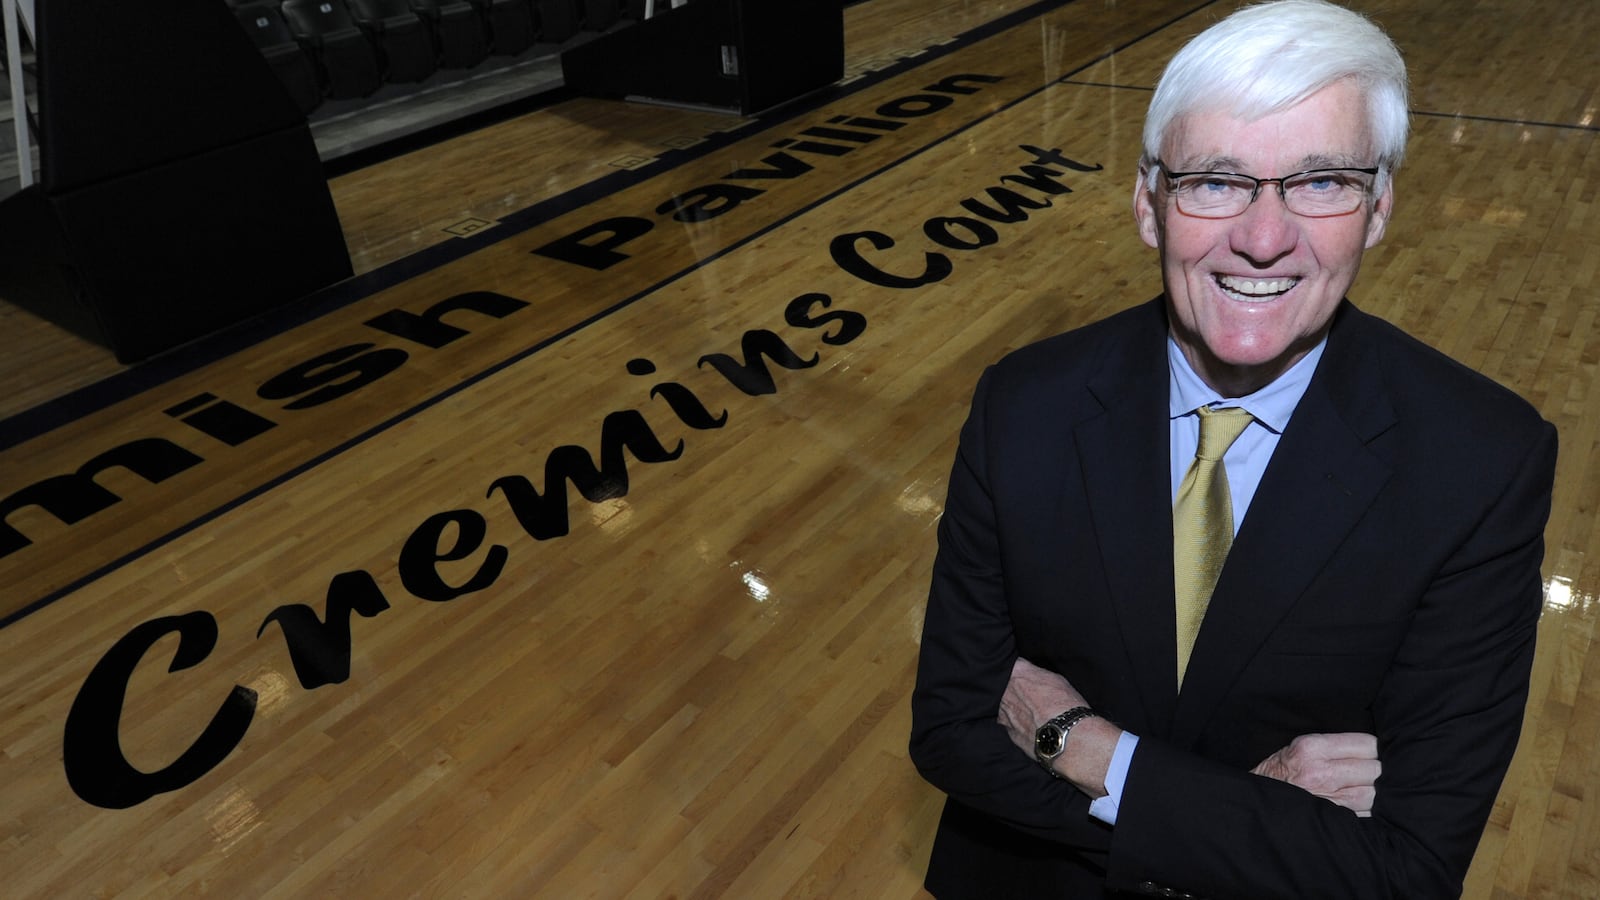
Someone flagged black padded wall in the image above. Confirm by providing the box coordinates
[0,0,352,363]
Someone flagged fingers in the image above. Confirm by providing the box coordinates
[1249,748,1290,781]
[1280,732,1377,762]
[1294,756,1381,797]
[1280,733,1380,772]
[1011,656,1046,680]
[1326,784,1377,817]
[1003,658,1084,708]
[997,657,1089,750]
[1309,731,1378,759]
[1251,731,1383,816]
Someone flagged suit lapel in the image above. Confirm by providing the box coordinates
[1171,308,1397,744]
[1075,302,1181,733]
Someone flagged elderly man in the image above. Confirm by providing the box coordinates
[908,1,1558,897]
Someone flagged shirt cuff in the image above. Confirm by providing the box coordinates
[1088,730,1139,825]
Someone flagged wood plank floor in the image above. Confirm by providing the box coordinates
[2,0,1597,896]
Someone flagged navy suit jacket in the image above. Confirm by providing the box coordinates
[910,298,1557,899]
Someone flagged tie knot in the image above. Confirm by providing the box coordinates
[1195,405,1253,460]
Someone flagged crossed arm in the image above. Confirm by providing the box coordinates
[998,656,1382,815]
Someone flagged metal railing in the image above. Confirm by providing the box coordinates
[3,0,33,188]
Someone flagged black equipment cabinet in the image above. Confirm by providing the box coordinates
[560,0,844,115]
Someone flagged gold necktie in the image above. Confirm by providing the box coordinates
[1173,405,1254,687]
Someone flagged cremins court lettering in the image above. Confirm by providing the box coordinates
[830,145,1103,288]
[59,144,1102,809]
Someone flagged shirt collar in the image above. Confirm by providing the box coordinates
[1167,335,1327,434]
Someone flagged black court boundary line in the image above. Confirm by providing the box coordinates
[0,0,1083,455]
[0,0,1218,630]
[320,84,583,180]
[1062,79,1600,135]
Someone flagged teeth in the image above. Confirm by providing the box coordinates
[1218,275,1297,298]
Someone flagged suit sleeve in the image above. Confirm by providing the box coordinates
[1106,418,1558,900]
[908,367,1113,853]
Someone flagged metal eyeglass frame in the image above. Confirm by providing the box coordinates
[1153,160,1382,218]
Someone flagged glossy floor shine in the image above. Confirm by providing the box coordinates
[3,0,1598,896]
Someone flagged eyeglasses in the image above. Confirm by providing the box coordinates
[1154,160,1381,219]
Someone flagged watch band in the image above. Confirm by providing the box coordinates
[1034,705,1101,777]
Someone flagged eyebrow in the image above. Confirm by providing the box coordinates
[1173,152,1371,173]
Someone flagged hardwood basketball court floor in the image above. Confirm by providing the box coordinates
[1,0,1597,895]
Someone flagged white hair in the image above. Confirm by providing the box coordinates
[1142,0,1409,180]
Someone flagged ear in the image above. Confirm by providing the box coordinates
[1133,167,1161,249]
[1364,179,1395,248]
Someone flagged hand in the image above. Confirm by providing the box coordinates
[1252,732,1381,817]
[997,658,1116,797]
[996,657,1089,754]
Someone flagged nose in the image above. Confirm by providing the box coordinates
[1228,187,1298,265]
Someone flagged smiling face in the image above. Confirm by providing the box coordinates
[1135,79,1394,397]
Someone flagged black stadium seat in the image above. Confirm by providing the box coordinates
[410,0,489,69]
[581,0,619,32]
[534,0,579,42]
[347,0,439,82]
[232,3,324,113]
[476,0,536,56]
[280,0,384,99]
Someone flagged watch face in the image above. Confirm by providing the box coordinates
[1036,725,1063,757]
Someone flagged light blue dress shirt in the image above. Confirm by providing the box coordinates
[1086,334,1327,825]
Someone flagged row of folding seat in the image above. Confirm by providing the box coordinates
[233,0,645,115]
